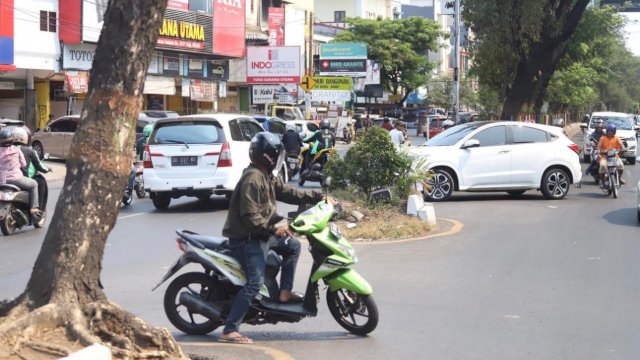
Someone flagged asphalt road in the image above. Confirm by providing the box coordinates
[1,129,639,360]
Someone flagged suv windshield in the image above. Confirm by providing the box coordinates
[590,116,632,130]
[150,121,225,145]
[424,122,487,146]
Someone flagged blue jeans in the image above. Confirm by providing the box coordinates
[223,239,268,334]
[268,236,301,291]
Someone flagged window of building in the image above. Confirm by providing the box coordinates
[189,0,212,14]
[40,11,56,33]
[334,11,346,22]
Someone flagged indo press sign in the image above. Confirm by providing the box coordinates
[246,46,301,84]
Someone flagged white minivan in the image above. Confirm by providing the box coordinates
[143,114,271,210]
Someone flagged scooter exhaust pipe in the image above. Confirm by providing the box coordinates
[179,292,223,322]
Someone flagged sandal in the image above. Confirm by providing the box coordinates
[218,335,253,344]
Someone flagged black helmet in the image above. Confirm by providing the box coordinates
[249,132,284,173]
[0,129,14,147]
[320,119,330,130]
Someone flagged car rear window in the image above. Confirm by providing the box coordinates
[150,121,225,145]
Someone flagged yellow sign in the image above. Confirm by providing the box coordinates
[300,75,316,92]
[312,76,352,91]
[159,19,205,41]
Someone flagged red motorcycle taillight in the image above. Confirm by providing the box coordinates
[176,238,185,252]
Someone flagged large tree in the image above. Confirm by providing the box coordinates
[332,17,443,105]
[0,1,186,358]
[462,0,591,118]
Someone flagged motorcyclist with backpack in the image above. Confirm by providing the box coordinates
[585,119,606,178]
[0,129,41,218]
[12,127,50,209]
[127,124,153,195]
[281,124,302,157]
[301,119,335,173]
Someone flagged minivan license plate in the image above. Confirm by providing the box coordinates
[172,156,198,166]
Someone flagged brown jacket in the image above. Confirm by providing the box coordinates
[222,165,323,240]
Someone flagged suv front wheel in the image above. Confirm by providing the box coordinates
[151,192,171,210]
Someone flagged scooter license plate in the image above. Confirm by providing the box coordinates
[607,158,616,167]
[287,158,298,163]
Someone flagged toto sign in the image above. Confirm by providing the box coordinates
[246,46,300,84]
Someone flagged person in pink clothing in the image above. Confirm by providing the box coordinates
[0,129,40,215]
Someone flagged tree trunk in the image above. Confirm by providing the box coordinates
[501,0,590,119]
[0,0,186,358]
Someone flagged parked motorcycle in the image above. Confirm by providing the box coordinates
[132,161,145,198]
[298,147,337,187]
[0,172,48,235]
[601,148,620,198]
[153,184,378,336]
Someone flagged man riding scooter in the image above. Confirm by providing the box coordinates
[301,119,335,174]
[584,119,606,180]
[598,124,626,189]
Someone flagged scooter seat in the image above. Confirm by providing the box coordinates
[0,184,21,192]
[176,229,228,250]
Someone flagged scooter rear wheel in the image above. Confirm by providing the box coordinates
[164,272,225,335]
[0,206,16,236]
[326,289,378,335]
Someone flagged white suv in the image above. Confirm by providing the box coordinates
[581,112,638,165]
[411,121,582,201]
[143,114,266,210]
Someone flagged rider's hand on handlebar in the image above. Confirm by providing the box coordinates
[275,226,293,238]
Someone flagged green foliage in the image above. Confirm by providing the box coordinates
[426,72,478,110]
[333,17,444,102]
[324,127,431,202]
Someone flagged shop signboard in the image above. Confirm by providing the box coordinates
[207,60,229,80]
[190,80,216,102]
[144,76,176,95]
[64,71,89,93]
[213,0,245,57]
[63,43,96,70]
[246,46,301,84]
[162,54,181,76]
[187,57,204,77]
[167,0,188,10]
[319,43,367,60]
[319,59,367,77]
[310,90,351,102]
[268,7,285,47]
[252,84,297,104]
[312,77,352,91]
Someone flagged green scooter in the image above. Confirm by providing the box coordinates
[154,178,378,336]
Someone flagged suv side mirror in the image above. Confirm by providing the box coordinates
[579,124,587,129]
[461,139,480,149]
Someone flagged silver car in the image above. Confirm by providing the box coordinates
[31,115,80,160]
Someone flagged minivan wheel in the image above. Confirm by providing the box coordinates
[424,169,454,201]
[152,192,171,210]
[541,168,570,200]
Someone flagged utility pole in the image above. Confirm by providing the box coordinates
[452,0,460,124]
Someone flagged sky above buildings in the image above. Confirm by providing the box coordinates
[621,13,640,56]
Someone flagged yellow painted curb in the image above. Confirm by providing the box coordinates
[179,341,294,360]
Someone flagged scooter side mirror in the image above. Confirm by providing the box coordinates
[323,176,332,190]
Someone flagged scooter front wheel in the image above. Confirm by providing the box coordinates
[164,272,224,335]
[326,289,378,335]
